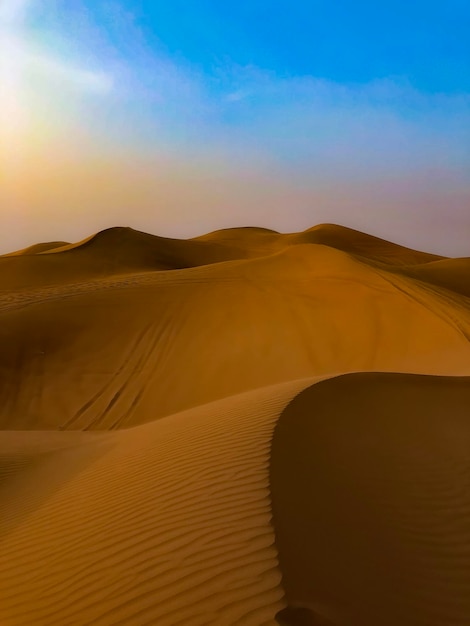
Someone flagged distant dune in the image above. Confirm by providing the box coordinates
[4,241,71,256]
[0,224,468,625]
[0,223,443,290]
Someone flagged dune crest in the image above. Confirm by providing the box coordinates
[288,223,444,265]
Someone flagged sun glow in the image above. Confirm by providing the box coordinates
[1,2,28,145]
[0,0,112,150]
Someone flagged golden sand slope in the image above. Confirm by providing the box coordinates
[0,380,312,626]
[399,257,470,298]
[271,373,470,626]
[0,237,469,430]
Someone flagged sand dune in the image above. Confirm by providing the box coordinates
[271,373,470,626]
[4,241,71,256]
[0,224,468,625]
[0,242,469,430]
[0,227,235,290]
[286,223,443,265]
[0,380,313,626]
[0,223,444,291]
[194,223,444,265]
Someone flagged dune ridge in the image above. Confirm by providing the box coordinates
[286,223,443,265]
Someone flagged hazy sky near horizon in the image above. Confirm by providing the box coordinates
[1,0,469,254]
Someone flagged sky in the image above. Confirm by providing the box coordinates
[1,0,469,254]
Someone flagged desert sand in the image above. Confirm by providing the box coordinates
[0,223,469,625]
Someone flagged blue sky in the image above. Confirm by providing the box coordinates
[1,0,470,253]
[129,0,470,93]
[28,0,468,92]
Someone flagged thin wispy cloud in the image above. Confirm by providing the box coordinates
[25,49,113,94]
[114,57,469,181]
[0,0,31,25]
[0,0,113,146]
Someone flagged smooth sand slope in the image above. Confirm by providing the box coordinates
[271,373,470,626]
[0,224,469,625]
[0,227,469,430]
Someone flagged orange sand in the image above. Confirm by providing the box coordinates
[0,224,468,625]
